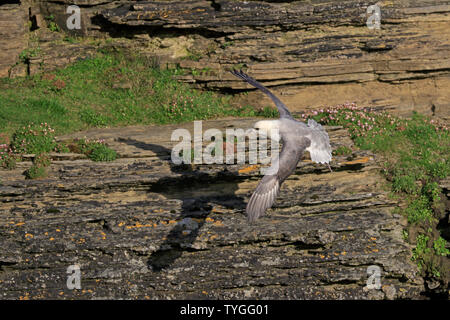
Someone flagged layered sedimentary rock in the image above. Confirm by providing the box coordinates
[99,0,450,118]
[0,2,28,78]
[1,0,445,119]
[0,119,424,299]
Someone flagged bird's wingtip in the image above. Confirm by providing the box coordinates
[247,215,259,224]
[230,68,248,79]
[246,207,261,224]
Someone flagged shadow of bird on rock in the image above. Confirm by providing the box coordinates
[119,138,247,272]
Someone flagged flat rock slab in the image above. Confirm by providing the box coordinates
[0,118,423,299]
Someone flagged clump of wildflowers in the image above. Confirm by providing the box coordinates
[0,143,16,169]
[76,138,117,162]
[302,102,398,139]
[11,122,58,154]
[164,95,197,121]
[33,153,51,168]
[301,102,448,151]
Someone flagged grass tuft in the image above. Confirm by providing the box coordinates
[76,138,117,162]
[24,153,51,180]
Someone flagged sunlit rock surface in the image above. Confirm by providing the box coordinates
[0,119,424,299]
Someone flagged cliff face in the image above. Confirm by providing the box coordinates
[0,0,449,119]
[1,0,447,300]
[0,2,27,78]
[0,119,424,299]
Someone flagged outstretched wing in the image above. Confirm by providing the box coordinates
[246,175,280,223]
[230,69,293,119]
[246,138,310,222]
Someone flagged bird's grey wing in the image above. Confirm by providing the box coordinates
[246,138,310,222]
[246,174,280,223]
[230,69,293,119]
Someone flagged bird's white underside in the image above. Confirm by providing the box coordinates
[254,120,331,165]
[254,120,280,133]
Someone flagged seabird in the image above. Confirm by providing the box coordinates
[230,70,332,222]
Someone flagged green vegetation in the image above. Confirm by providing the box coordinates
[0,144,16,169]
[0,51,266,137]
[33,152,51,167]
[433,237,450,257]
[184,48,202,61]
[220,41,234,49]
[63,36,80,44]
[303,104,450,282]
[45,14,60,32]
[25,153,51,180]
[333,145,352,156]
[11,122,60,154]
[412,234,431,271]
[0,132,15,169]
[405,196,434,224]
[78,108,109,127]
[258,106,279,118]
[76,138,117,162]
[19,47,41,63]
[0,50,274,180]
[25,164,48,179]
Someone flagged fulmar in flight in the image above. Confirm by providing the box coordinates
[230,70,332,222]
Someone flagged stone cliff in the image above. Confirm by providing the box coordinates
[0,119,425,299]
[0,0,449,119]
[0,0,448,300]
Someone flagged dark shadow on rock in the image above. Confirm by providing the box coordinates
[119,138,247,272]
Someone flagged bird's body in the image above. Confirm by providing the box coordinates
[230,70,332,222]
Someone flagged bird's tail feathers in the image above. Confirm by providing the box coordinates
[306,119,332,164]
[307,119,327,131]
[308,146,332,164]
